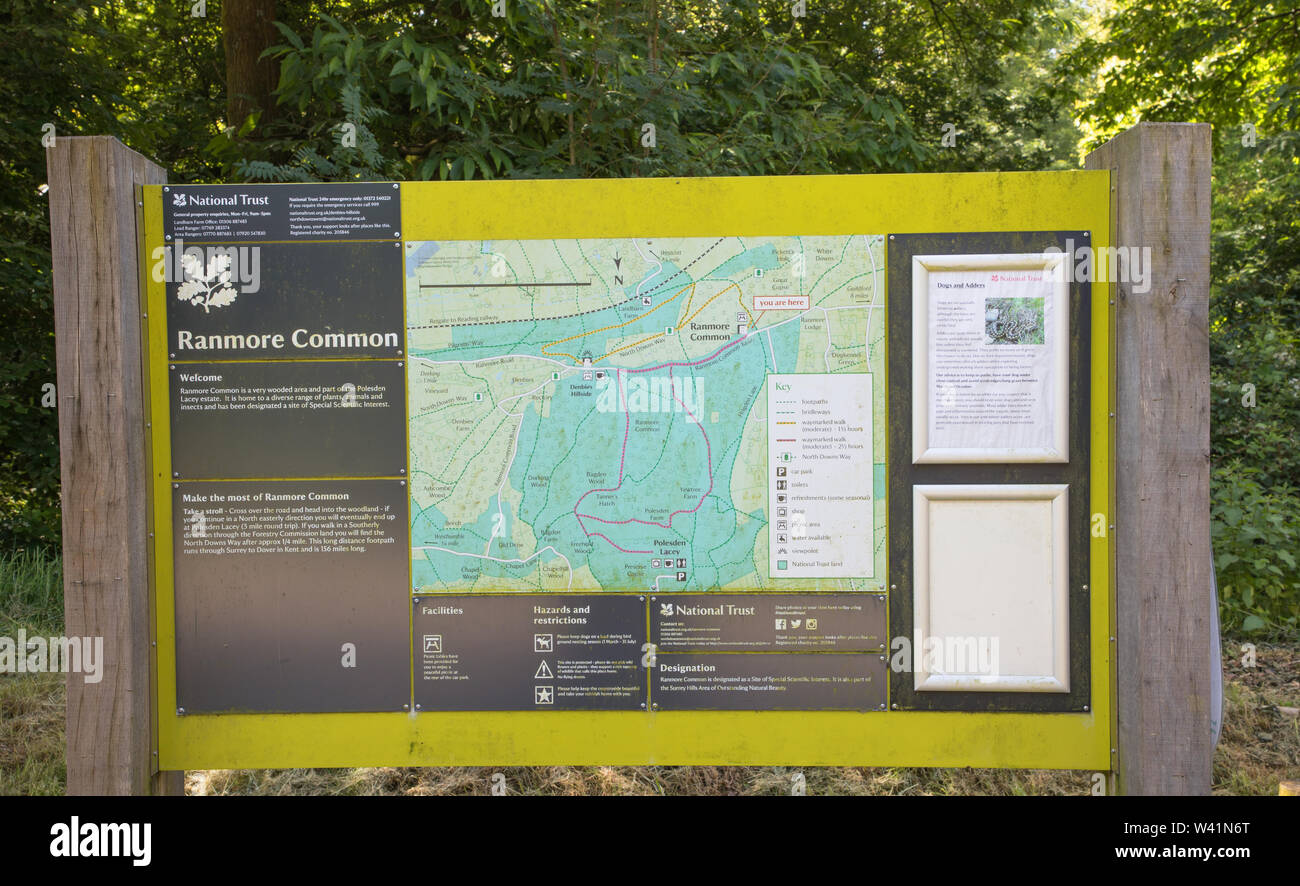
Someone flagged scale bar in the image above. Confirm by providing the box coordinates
[418,281,591,288]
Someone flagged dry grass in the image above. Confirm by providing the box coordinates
[188,763,1097,796]
[7,639,1296,796]
[0,670,65,796]
[1213,640,1300,795]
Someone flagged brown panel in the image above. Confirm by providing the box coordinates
[887,231,1091,713]
[651,593,886,652]
[168,360,406,479]
[173,479,410,713]
[652,653,887,711]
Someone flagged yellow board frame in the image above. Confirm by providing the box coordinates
[142,171,1114,770]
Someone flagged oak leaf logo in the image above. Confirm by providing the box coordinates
[177,251,240,312]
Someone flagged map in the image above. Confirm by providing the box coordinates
[405,235,887,593]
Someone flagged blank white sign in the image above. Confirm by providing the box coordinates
[913,484,1069,692]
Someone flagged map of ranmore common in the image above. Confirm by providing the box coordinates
[406,235,887,593]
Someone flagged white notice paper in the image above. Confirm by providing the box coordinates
[916,260,1067,462]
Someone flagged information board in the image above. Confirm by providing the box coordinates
[142,173,1115,769]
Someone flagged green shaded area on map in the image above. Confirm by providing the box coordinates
[405,235,887,592]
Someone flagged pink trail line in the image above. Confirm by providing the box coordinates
[626,335,748,375]
[572,372,653,553]
[575,366,716,544]
[586,531,651,555]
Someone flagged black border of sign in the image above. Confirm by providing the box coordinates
[887,231,1091,713]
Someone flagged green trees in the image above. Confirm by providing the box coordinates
[1206,144,1300,632]
[0,2,130,549]
[0,1,231,549]
[1069,0,1300,632]
[2,1,1296,634]
[0,0,1064,552]
[209,0,1076,182]
[220,2,933,182]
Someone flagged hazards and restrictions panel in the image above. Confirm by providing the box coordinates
[156,183,890,714]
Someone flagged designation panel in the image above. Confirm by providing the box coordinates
[652,653,886,710]
[413,594,646,710]
[651,593,886,651]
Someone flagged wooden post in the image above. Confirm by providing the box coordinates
[46,136,182,795]
[1085,123,1214,794]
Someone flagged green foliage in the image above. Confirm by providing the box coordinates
[1208,145,1300,633]
[221,3,929,182]
[213,0,1075,183]
[1210,142,1300,485]
[0,1,228,551]
[0,547,64,636]
[1210,464,1300,634]
[1072,0,1300,632]
[1068,0,1300,152]
[0,2,125,551]
[864,0,1087,172]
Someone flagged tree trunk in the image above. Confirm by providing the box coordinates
[222,0,279,128]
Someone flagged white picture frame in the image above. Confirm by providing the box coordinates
[912,484,1070,693]
[912,252,1070,464]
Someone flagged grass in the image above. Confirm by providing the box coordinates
[0,547,65,795]
[0,670,64,795]
[0,548,62,635]
[184,762,1099,796]
[1214,640,1300,795]
[2,549,1296,795]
